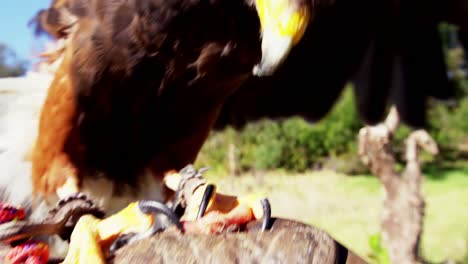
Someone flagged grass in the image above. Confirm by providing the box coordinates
[205,168,468,263]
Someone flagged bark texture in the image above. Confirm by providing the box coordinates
[112,218,367,264]
[358,106,438,264]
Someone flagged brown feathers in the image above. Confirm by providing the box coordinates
[31,47,79,196]
[30,0,261,201]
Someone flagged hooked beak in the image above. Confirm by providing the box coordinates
[253,0,310,76]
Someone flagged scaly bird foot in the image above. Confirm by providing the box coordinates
[165,165,272,234]
[62,201,168,263]
[60,165,273,263]
[182,195,272,234]
[48,193,104,241]
[0,193,104,244]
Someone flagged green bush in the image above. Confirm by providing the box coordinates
[0,43,26,77]
[196,87,364,174]
[197,23,468,175]
[197,24,468,175]
[427,97,468,162]
[196,83,468,175]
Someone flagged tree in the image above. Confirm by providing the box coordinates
[0,43,26,78]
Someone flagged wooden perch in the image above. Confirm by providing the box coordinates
[112,218,367,264]
[358,106,438,264]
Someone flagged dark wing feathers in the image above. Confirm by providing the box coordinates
[216,0,462,130]
[215,0,379,128]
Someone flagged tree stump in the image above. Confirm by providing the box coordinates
[358,106,438,264]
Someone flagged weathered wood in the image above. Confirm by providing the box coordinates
[358,106,438,264]
[112,218,367,264]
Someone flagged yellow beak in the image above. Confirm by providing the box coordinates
[253,0,310,76]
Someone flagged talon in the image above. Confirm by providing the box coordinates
[138,200,184,233]
[58,199,66,207]
[164,165,272,235]
[75,192,87,200]
[260,198,272,232]
[108,233,136,253]
[170,185,185,215]
[166,165,208,216]
[197,184,215,220]
[57,192,87,207]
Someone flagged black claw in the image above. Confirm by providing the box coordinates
[171,189,184,214]
[170,165,197,212]
[170,165,210,216]
[138,200,184,233]
[172,202,186,219]
[75,193,87,199]
[261,198,272,232]
[196,184,215,220]
[109,233,136,253]
[197,167,211,175]
[57,192,87,207]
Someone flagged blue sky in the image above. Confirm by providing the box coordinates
[0,1,51,65]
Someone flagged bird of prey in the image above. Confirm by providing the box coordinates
[28,0,311,213]
[24,0,467,214]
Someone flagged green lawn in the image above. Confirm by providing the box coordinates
[206,168,468,263]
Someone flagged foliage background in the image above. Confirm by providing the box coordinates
[0,43,26,78]
[196,24,468,176]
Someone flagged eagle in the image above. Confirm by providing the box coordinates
[25,0,466,214]
[28,0,311,212]
[0,0,461,261]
